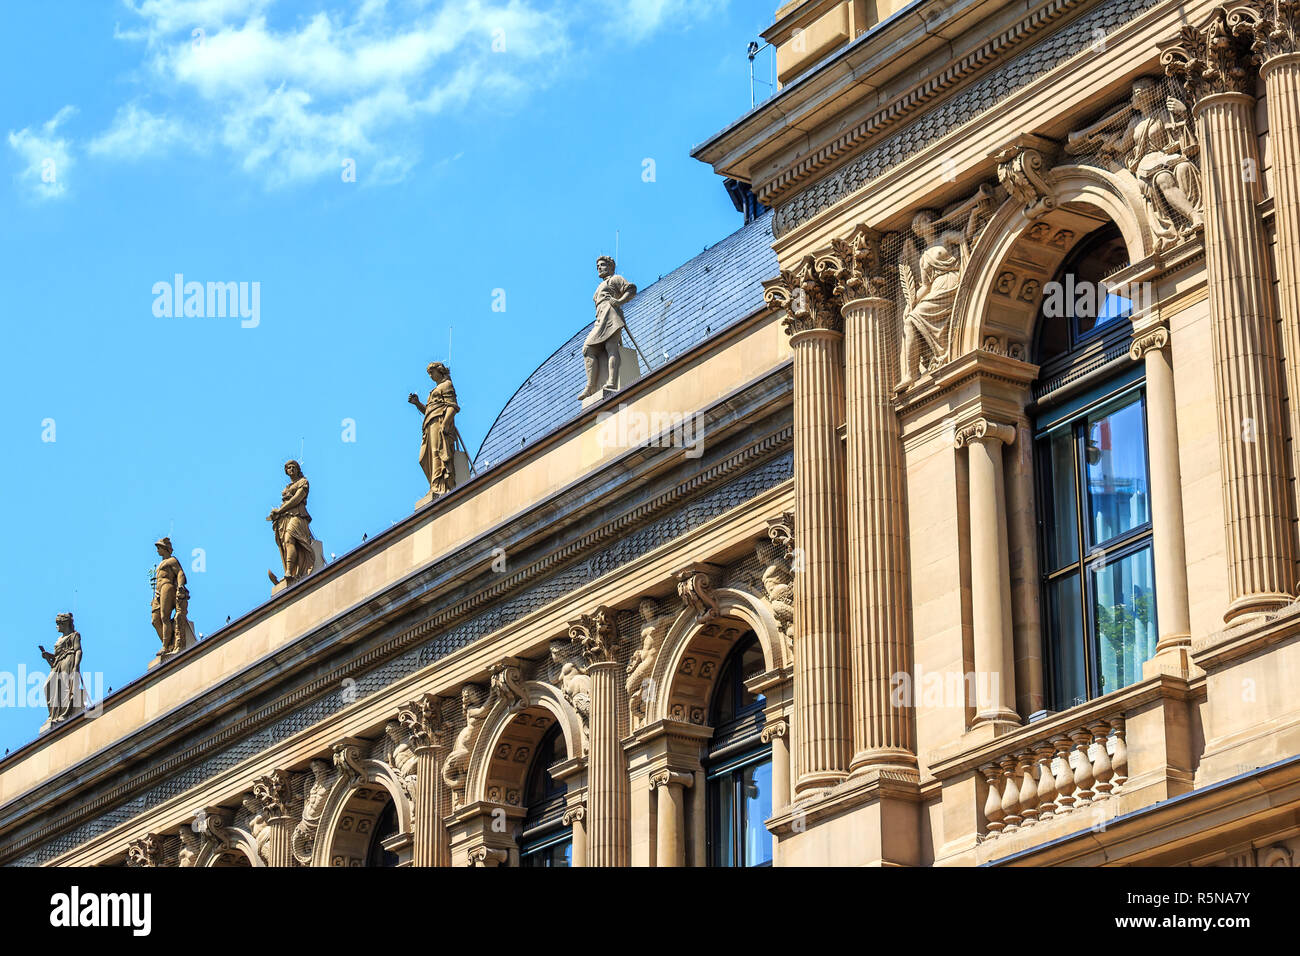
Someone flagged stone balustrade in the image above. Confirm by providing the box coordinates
[978,716,1127,841]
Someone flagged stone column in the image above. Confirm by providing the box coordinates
[563,803,587,867]
[650,770,691,867]
[569,606,628,866]
[955,417,1020,728]
[838,239,917,774]
[1239,2,1300,522]
[763,258,853,793]
[1164,11,1296,622]
[761,716,791,812]
[1130,326,1192,656]
[251,769,296,867]
[397,693,451,867]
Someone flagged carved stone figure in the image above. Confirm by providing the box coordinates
[443,683,491,803]
[385,719,418,789]
[291,760,331,864]
[579,256,637,399]
[550,639,591,733]
[178,824,200,867]
[39,612,84,729]
[757,516,795,656]
[408,361,460,496]
[626,598,665,723]
[151,537,195,657]
[241,795,270,864]
[1066,77,1203,249]
[898,191,992,388]
[267,459,316,586]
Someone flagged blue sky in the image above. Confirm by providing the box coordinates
[0,0,776,757]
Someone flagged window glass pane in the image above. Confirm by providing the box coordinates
[1048,575,1087,711]
[739,759,773,866]
[1085,394,1150,547]
[1091,545,1158,696]
[709,775,736,867]
[1044,429,1079,571]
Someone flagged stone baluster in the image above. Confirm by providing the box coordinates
[1035,744,1059,822]
[1163,10,1297,623]
[1052,735,1076,814]
[998,755,1022,832]
[397,693,451,867]
[763,260,853,792]
[1089,720,1115,800]
[980,763,1005,837]
[1070,729,1095,807]
[1109,717,1129,790]
[1016,751,1040,827]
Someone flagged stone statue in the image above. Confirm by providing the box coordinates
[151,537,195,657]
[241,795,270,864]
[409,362,460,497]
[385,719,418,796]
[1066,77,1203,249]
[178,825,200,867]
[625,598,665,722]
[443,683,491,802]
[292,760,332,864]
[39,612,84,729]
[898,202,984,388]
[267,459,316,586]
[578,256,637,399]
[550,640,591,732]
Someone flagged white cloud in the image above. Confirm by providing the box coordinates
[91,0,718,188]
[7,106,77,201]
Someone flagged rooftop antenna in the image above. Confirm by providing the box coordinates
[748,41,773,108]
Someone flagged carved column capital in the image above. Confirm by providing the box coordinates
[1130,326,1171,360]
[994,134,1059,220]
[765,511,796,562]
[760,717,790,743]
[251,768,296,823]
[562,803,587,826]
[649,769,694,790]
[1162,7,1258,102]
[396,692,448,753]
[763,254,845,337]
[953,417,1017,448]
[467,845,509,867]
[125,833,161,867]
[568,605,618,665]
[817,224,889,304]
[1228,1,1300,64]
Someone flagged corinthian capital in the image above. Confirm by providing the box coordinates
[815,225,888,303]
[396,692,448,752]
[568,605,618,665]
[1161,7,1257,100]
[251,768,295,821]
[762,254,844,337]
[125,833,161,867]
[953,417,1017,448]
[1227,1,1300,62]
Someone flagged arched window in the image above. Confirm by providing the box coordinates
[704,633,772,867]
[518,723,571,867]
[364,799,400,867]
[1032,222,1158,712]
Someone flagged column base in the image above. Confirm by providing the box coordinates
[1223,592,1293,626]
[794,769,848,794]
[849,748,919,779]
[970,709,1021,733]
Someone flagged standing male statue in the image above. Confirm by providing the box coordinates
[267,459,317,586]
[151,537,195,658]
[578,256,637,399]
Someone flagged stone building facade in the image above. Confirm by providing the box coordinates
[3,0,1300,867]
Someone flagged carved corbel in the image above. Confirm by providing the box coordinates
[953,417,1017,448]
[125,833,161,868]
[331,736,367,785]
[489,657,530,712]
[1161,7,1257,101]
[676,563,723,623]
[568,605,618,665]
[762,253,845,337]
[994,134,1059,220]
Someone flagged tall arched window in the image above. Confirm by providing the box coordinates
[364,799,400,867]
[704,633,772,867]
[1033,222,1158,712]
[518,723,571,867]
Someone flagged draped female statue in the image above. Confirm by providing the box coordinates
[409,362,460,496]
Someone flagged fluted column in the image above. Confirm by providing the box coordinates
[1164,11,1297,622]
[251,769,295,867]
[1130,327,1192,652]
[651,770,691,867]
[563,803,588,867]
[955,417,1020,727]
[841,265,917,775]
[397,693,451,867]
[569,607,627,866]
[763,257,852,794]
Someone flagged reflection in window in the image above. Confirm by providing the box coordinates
[1037,388,1157,709]
[519,723,572,867]
[705,633,772,867]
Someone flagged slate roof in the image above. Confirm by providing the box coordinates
[473,208,777,471]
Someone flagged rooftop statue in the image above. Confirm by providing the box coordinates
[39,612,85,731]
[579,256,637,399]
[151,536,196,662]
[267,459,317,587]
[408,361,460,497]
